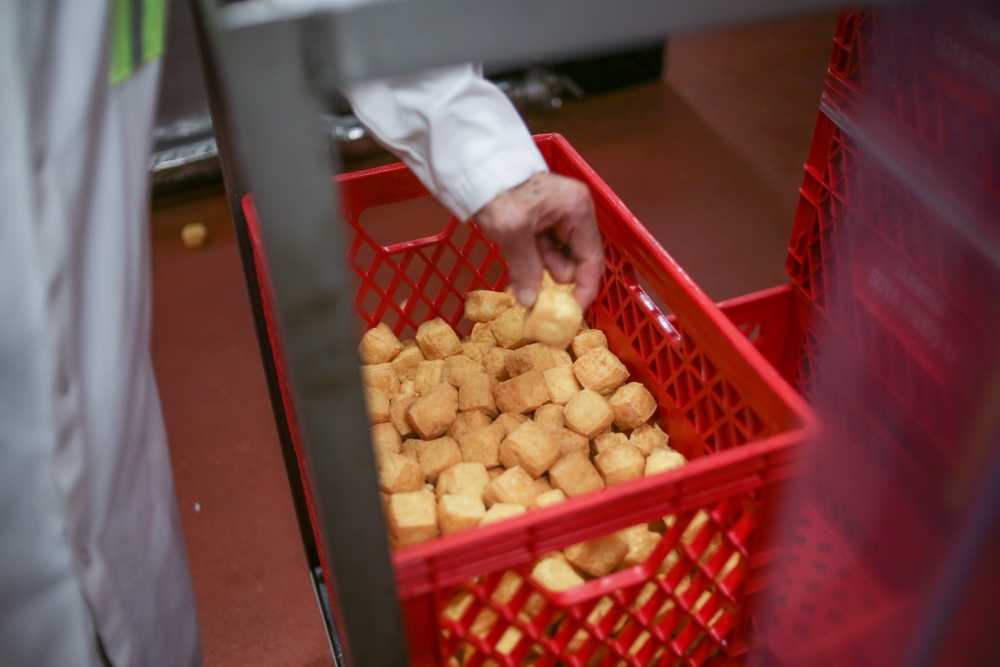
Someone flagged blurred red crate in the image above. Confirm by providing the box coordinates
[243,133,814,667]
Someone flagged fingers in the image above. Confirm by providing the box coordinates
[499,223,545,308]
[542,178,603,309]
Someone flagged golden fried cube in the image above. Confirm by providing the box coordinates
[458,372,498,415]
[564,535,628,577]
[551,349,573,367]
[644,448,687,476]
[401,449,420,465]
[416,318,463,360]
[437,494,487,535]
[499,421,560,478]
[359,322,405,365]
[483,466,538,507]
[552,427,590,457]
[389,393,418,439]
[391,345,426,382]
[504,343,558,378]
[592,432,628,455]
[370,422,402,459]
[573,348,629,395]
[447,410,493,441]
[414,359,445,393]
[531,554,584,592]
[481,346,512,382]
[608,382,657,430]
[563,389,614,438]
[490,307,527,349]
[436,461,490,499]
[493,412,528,439]
[548,450,605,497]
[443,355,484,389]
[471,321,498,347]
[458,424,502,468]
[464,290,516,322]
[534,475,553,494]
[365,386,390,424]
[523,288,583,349]
[462,341,492,364]
[487,466,504,480]
[494,370,550,414]
[479,503,526,526]
[399,380,416,395]
[630,423,670,457]
[542,366,582,406]
[387,491,438,548]
[529,488,567,511]
[406,383,459,440]
[617,524,662,569]
[533,404,564,433]
[361,363,400,397]
[571,329,608,359]
[378,452,425,494]
[594,443,645,486]
[417,436,462,483]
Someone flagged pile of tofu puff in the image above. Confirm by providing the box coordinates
[361,281,694,593]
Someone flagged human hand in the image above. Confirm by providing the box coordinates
[474,173,602,310]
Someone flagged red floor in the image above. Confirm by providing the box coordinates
[150,14,835,665]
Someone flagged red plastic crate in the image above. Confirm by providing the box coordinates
[242,134,814,667]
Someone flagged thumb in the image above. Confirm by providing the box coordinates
[502,231,545,308]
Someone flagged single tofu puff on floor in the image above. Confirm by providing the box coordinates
[594,443,646,486]
[387,491,438,548]
[573,347,629,395]
[494,370,550,414]
[563,389,614,439]
[532,555,585,592]
[608,382,658,430]
[645,448,688,476]
[416,317,463,360]
[479,503,526,526]
[483,466,538,507]
[630,423,670,457]
[491,306,528,349]
[548,450,605,498]
[358,322,405,365]
[464,290,515,322]
[564,534,629,577]
[406,383,458,440]
[438,494,487,535]
[571,329,608,359]
[417,436,462,483]
[364,386,390,424]
[523,288,583,349]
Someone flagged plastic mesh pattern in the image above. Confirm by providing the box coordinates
[437,500,758,667]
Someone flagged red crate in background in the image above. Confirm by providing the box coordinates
[242,133,815,667]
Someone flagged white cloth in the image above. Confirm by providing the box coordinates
[343,63,549,220]
[0,3,545,666]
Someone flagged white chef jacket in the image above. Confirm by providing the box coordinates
[0,2,546,666]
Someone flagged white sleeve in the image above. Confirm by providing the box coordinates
[342,63,549,221]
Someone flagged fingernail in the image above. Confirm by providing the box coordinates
[516,288,538,308]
